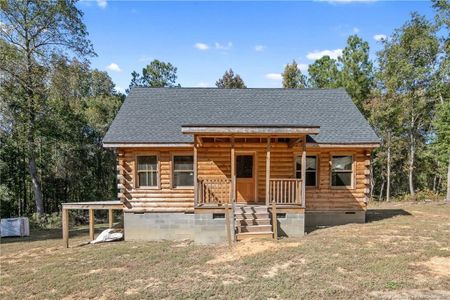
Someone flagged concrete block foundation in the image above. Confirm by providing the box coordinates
[305,210,366,232]
[275,213,305,238]
[124,212,228,244]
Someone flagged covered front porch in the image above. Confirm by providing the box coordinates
[182,124,320,210]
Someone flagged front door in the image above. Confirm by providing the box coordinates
[236,154,256,203]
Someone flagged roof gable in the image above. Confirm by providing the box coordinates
[103,88,379,144]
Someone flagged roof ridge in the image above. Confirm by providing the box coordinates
[130,87,346,91]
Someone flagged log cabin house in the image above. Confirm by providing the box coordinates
[102,88,379,243]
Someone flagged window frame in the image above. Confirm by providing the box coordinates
[171,152,195,189]
[135,153,160,189]
[294,154,319,188]
[330,153,355,189]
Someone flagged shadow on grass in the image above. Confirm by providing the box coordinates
[0,225,111,244]
[366,209,411,223]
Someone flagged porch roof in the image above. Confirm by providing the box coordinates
[181,124,320,135]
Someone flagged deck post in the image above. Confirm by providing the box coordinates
[62,207,69,248]
[225,203,232,248]
[89,208,95,241]
[194,136,198,207]
[265,137,271,206]
[108,208,113,228]
[230,137,236,203]
[301,137,306,207]
[271,201,278,240]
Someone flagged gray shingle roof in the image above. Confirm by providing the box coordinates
[103,88,379,144]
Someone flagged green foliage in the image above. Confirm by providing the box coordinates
[215,69,247,88]
[385,281,400,290]
[307,56,340,88]
[338,35,374,114]
[128,59,179,90]
[282,60,307,88]
[30,212,62,229]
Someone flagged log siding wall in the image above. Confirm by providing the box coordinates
[117,145,371,213]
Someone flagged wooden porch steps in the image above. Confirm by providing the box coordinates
[235,205,274,240]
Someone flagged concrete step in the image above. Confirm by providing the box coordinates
[238,224,273,233]
[238,218,271,226]
[236,232,273,241]
[235,212,270,220]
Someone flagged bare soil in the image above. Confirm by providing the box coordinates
[1,201,449,299]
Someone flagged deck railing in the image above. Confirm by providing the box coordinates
[197,178,231,206]
[269,178,302,205]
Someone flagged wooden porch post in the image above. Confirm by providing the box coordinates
[108,208,113,228]
[266,137,271,206]
[231,137,236,202]
[89,208,95,241]
[301,137,306,207]
[194,135,198,207]
[62,207,69,248]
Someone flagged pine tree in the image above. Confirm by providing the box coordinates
[282,60,307,88]
[215,69,246,88]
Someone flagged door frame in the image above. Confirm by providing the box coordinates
[235,151,258,203]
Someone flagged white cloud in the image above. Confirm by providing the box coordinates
[373,34,387,42]
[115,86,125,93]
[297,63,309,72]
[215,42,232,50]
[254,45,266,52]
[97,0,107,8]
[194,43,209,50]
[306,49,343,60]
[106,63,122,72]
[266,73,282,81]
[196,82,209,87]
[353,27,360,33]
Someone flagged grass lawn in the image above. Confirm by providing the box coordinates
[1,202,449,299]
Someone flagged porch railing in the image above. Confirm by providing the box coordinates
[197,178,231,206]
[269,178,303,205]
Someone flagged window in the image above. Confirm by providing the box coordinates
[331,156,353,187]
[296,156,317,186]
[137,156,158,187]
[236,155,253,178]
[173,155,194,187]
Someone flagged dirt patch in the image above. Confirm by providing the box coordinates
[415,257,450,278]
[207,239,301,264]
[369,289,450,299]
[263,259,305,278]
[124,278,162,295]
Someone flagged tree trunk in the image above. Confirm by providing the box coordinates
[28,143,44,214]
[432,175,437,194]
[386,131,391,202]
[408,125,416,200]
[379,179,385,201]
[447,153,450,202]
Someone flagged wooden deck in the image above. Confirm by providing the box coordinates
[61,201,124,248]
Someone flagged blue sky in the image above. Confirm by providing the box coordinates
[78,0,435,92]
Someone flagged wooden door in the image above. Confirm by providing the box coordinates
[236,154,256,203]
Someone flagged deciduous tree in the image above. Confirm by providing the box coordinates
[0,0,95,214]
